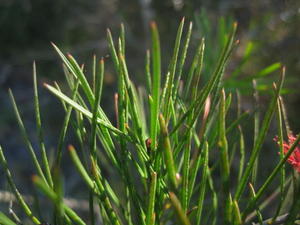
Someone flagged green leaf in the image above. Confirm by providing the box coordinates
[232,201,242,225]
[146,172,157,225]
[159,114,178,189]
[32,175,86,225]
[174,21,193,98]
[33,62,53,188]
[56,79,80,165]
[0,146,41,224]
[243,132,300,220]
[171,22,237,136]
[150,22,161,150]
[44,83,127,138]
[235,67,285,201]
[218,89,232,224]
[0,212,17,225]
[9,89,48,186]
[247,62,281,80]
[90,58,104,158]
[68,145,95,189]
[169,192,191,225]
[163,17,185,120]
[196,142,209,225]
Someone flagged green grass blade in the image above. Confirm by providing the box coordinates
[184,38,205,100]
[159,114,178,189]
[53,82,119,168]
[242,133,300,220]
[191,38,205,99]
[92,55,96,93]
[251,80,260,186]
[8,89,47,185]
[52,166,66,225]
[117,52,135,225]
[146,172,157,225]
[232,201,242,225]
[90,159,123,225]
[32,175,86,225]
[44,83,127,138]
[180,131,192,211]
[0,146,41,224]
[0,212,17,225]
[248,183,263,224]
[207,167,218,225]
[68,145,95,189]
[120,23,126,56]
[284,180,300,225]
[150,22,161,150]
[196,141,209,225]
[107,28,120,70]
[231,41,255,78]
[69,88,119,167]
[145,49,152,93]
[218,89,232,224]
[244,175,292,223]
[63,64,75,89]
[169,192,191,225]
[171,22,237,136]
[52,43,111,126]
[237,125,245,183]
[162,17,185,119]
[33,62,53,188]
[187,140,205,204]
[56,80,80,165]
[279,96,291,135]
[97,59,104,104]
[235,68,285,201]
[245,62,281,80]
[51,43,93,104]
[271,98,286,222]
[90,58,104,158]
[161,72,170,110]
[119,54,145,142]
[174,21,193,98]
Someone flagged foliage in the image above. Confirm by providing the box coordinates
[1,19,300,225]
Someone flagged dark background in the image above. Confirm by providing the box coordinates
[0,0,299,221]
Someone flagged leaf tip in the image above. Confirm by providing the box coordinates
[150,21,157,30]
[43,83,49,89]
[106,28,112,36]
[233,21,238,29]
[31,174,38,182]
[169,191,175,198]
[68,144,75,152]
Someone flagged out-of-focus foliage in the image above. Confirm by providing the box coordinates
[0,0,299,202]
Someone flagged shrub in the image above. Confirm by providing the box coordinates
[0,18,299,225]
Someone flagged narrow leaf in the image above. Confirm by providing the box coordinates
[146,172,157,225]
[169,192,191,225]
[150,22,161,150]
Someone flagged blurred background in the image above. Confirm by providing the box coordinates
[0,0,299,221]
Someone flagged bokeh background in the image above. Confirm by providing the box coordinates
[0,0,299,221]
